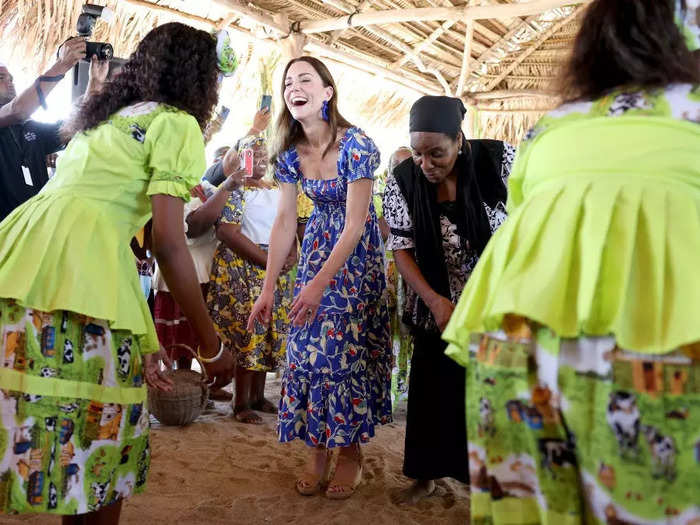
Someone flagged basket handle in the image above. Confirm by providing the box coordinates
[163,343,209,384]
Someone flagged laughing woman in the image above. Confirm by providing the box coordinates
[248,56,392,500]
[0,24,236,523]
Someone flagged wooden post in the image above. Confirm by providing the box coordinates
[456,0,475,97]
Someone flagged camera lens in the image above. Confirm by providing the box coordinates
[85,42,113,61]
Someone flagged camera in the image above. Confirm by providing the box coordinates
[76,4,114,61]
[70,3,123,101]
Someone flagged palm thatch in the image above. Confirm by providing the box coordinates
[0,0,588,144]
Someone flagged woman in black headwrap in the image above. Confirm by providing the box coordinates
[383,96,514,503]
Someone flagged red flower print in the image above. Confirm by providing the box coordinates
[352,398,361,406]
[310,435,319,445]
[330,279,337,288]
[353,153,360,161]
[326,428,331,437]
[290,363,297,370]
[349,348,357,356]
[334,416,345,424]
[313,240,319,249]
[289,396,295,402]
[349,287,357,294]
[324,232,330,240]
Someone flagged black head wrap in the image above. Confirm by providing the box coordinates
[409,96,467,136]
[393,97,508,333]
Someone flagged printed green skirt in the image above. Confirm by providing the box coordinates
[0,299,150,515]
[466,315,700,524]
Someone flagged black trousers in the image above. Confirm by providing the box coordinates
[402,328,469,483]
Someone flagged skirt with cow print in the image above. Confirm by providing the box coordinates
[0,298,150,515]
[465,315,700,524]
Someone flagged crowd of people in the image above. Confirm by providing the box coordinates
[0,0,698,523]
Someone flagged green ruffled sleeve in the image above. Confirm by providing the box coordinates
[145,111,206,201]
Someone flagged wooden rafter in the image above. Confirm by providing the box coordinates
[210,0,442,94]
[455,0,475,97]
[482,9,580,91]
[389,20,456,70]
[451,5,581,95]
[298,0,591,33]
[309,0,454,91]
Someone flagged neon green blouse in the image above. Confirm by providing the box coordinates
[443,85,700,363]
[0,102,205,353]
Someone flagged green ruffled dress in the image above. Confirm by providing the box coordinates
[0,102,203,515]
[443,85,700,524]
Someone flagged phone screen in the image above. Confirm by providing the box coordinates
[260,95,272,111]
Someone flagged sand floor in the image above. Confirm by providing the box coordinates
[1,376,469,524]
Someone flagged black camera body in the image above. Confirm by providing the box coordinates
[76,4,113,61]
[70,3,121,101]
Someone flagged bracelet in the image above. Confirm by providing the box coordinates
[197,340,225,363]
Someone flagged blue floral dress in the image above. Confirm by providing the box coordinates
[275,128,393,448]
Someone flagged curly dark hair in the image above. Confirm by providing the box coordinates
[63,22,218,139]
[559,0,700,102]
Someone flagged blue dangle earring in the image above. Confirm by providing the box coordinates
[321,100,330,121]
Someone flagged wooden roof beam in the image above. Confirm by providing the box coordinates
[389,20,456,70]
[481,9,579,91]
[211,0,442,94]
[305,41,441,94]
[298,0,591,33]
[315,0,456,90]
[456,0,476,97]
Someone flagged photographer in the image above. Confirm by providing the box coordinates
[0,38,108,221]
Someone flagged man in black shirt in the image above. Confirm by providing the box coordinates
[0,38,107,221]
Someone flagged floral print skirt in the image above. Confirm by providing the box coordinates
[466,315,700,524]
[278,301,394,448]
[208,244,292,372]
[0,299,150,516]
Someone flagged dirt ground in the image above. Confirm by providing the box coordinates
[1,376,469,524]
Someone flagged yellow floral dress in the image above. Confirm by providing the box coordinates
[207,187,293,372]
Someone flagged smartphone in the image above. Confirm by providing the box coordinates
[240,148,254,177]
[260,94,272,112]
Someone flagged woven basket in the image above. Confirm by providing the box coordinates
[148,344,209,426]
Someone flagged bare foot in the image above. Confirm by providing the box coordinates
[233,407,263,424]
[393,479,436,505]
[251,397,277,414]
[210,388,233,401]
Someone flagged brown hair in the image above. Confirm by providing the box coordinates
[62,22,218,139]
[559,0,700,102]
[270,56,353,164]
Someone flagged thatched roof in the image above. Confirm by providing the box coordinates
[0,0,589,144]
